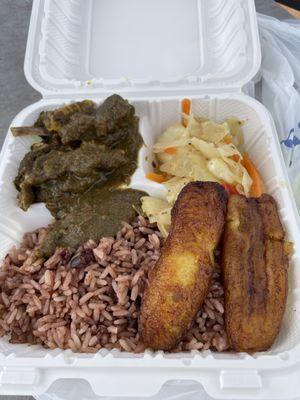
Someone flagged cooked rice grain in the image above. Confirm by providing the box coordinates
[0,216,229,353]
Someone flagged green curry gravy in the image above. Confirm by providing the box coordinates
[39,186,144,257]
[13,95,145,257]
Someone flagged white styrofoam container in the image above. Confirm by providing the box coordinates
[0,0,300,398]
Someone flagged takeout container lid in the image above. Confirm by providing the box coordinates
[24,0,261,98]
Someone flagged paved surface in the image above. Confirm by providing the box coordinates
[0,0,292,399]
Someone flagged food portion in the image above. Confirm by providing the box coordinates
[140,182,227,350]
[0,96,290,354]
[142,99,264,237]
[222,194,289,352]
[0,216,229,353]
[16,142,127,212]
[39,187,144,258]
[14,95,142,216]
[12,95,145,256]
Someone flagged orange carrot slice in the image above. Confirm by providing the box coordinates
[231,154,241,162]
[241,153,263,198]
[146,172,167,184]
[223,183,239,195]
[223,135,233,144]
[182,98,191,127]
[164,147,177,155]
[182,98,191,115]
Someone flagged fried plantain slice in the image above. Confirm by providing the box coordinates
[222,194,288,352]
[139,182,227,350]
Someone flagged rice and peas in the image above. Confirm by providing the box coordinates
[0,216,228,353]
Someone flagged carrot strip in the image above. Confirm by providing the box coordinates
[164,147,177,155]
[231,154,240,162]
[182,98,191,115]
[223,183,239,195]
[241,153,263,198]
[223,135,233,144]
[182,98,191,127]
[146,172,167,184]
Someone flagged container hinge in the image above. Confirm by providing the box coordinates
[220,370,262,389]
[0,367,38,385]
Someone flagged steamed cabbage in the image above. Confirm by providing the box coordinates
[142,112,252,236]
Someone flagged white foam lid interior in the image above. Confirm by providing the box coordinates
[25,0,261,97]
